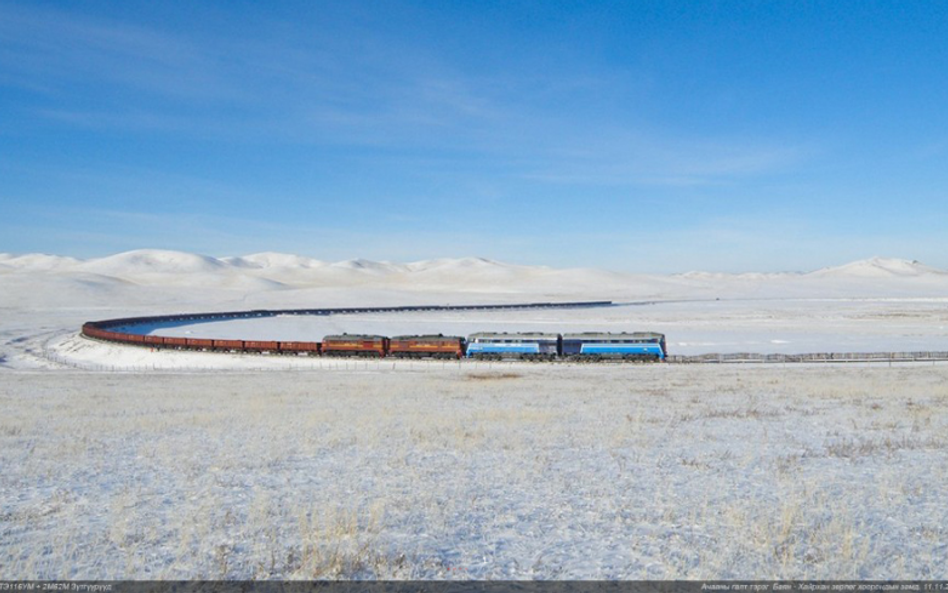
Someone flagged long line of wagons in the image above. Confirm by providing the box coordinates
[82,323,667,361]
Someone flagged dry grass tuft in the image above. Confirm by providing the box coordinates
[824,435,945,459]
[463,372,524,381]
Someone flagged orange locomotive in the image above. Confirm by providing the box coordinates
[321,334,389,357]
[388,334,465,359]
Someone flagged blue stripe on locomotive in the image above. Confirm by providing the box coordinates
[466,342,540,356]
[578,342,664,358]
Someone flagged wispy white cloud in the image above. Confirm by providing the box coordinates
[0,4,234,100]
[0,2,509,148]
[517,129,813,188]
[1,1,815,190]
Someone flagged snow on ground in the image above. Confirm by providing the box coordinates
[2,251,948,579]
[2,367,947,579]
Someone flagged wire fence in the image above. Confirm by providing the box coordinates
[42,345,948,373]
[668,351,948,364]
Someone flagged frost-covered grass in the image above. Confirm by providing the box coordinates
[2,365,947,579]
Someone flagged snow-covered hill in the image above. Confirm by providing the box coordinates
[0,253,82,270]
[2,250,947,304]
[808,257,947,278]
[223,252,328,269]
[75,249,227,275]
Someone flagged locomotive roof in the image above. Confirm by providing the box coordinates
[391,334,464,340]
[562,331,665,340]
[468,332,561,340]
[322,333,387,340]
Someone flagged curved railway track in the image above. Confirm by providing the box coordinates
[81,300,619,358]
[80,300,948,365]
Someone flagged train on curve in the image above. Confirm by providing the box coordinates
[81,324,667,362]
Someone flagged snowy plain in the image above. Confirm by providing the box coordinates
[1,250,947,579]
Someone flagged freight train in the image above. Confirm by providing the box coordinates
[81,324,667,361]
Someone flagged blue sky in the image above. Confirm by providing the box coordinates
[2,1,947,273]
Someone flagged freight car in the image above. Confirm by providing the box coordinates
[185,338,214,350]
[213,339,245,352]
[244,340,279,353]
[278,341,321,356]
[389,335,465,359]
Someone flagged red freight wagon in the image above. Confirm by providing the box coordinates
[213,339,244,351]
[321,334,389,357]
[278,341,321,355]
[94,328,122,342]
[186,338,214,350]
[82,325,108,340]
[143,335,164,347]
[163,336,188,348]
[244,340,278,352]
[101,330,126,342]
[389,335,465,359]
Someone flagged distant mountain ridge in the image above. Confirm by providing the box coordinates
[4,249,943,276]
[2,250,947,299]
[808,257,947,278]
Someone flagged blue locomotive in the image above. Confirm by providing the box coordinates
[465,332,561,360]
[561,332,666,360]
[465,331,666,361]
